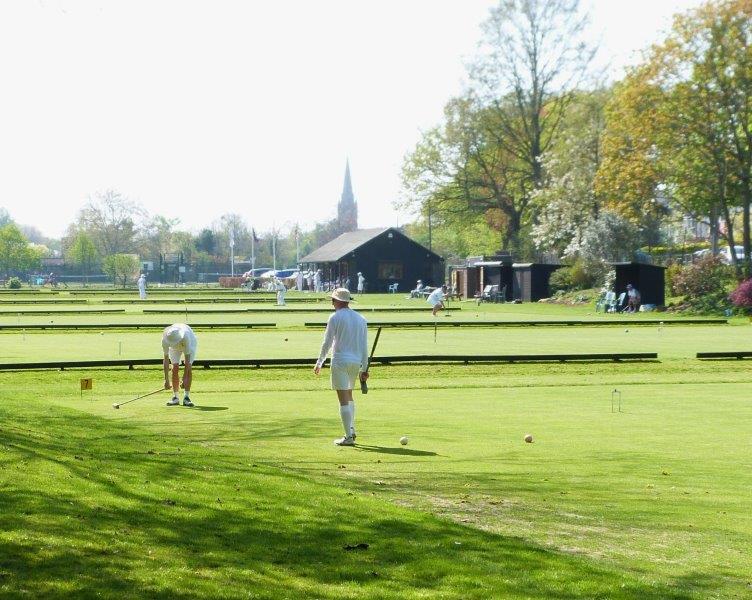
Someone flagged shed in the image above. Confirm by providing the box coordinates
[300,228,443,292]
[512,263,562,302]
[610,262,666,306]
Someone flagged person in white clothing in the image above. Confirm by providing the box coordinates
[296,269,304,292]
[314,269,323,293]
[427,285,447,316]
[137,273,147,300]
[274,277,287,305]
[410,279,424,298]
[313,288,369,446]
[357,272,366,294]
[162,323,198,407]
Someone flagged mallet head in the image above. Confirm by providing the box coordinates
[113,403,119,409]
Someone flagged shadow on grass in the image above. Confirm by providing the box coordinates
[355,444,438,457]
[191,405,228,411]
[0,402,727,600]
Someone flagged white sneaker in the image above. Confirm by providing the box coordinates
[182,397,194,407]
[334,436,355,446]
[166,397,179,406]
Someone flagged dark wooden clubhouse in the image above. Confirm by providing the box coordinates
[300,227,444,293]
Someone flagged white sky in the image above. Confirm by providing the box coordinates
[0,0,708,239]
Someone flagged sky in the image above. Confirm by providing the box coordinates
[0,0,708,240]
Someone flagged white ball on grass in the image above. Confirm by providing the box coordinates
[524,434,533,443]
[399,436,409,446]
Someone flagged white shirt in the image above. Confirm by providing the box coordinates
[161,323,198,358]
[426,288,445,306]
[137,276,146,291]
[357,275,365,290]
[316,307,368,369]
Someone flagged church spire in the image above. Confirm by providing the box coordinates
[337,159,358,232]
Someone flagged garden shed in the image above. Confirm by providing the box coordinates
[512,263,562,302]
[610,262,666,307]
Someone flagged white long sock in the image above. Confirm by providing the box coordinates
[339,404,353,437]
[349,400,355,435]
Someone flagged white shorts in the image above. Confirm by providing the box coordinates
[330,363,361,390]
[168,345,197,366]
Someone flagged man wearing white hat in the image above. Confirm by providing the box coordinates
[313,288,369,446]
[162,323,198,407]
[357,272,366,295]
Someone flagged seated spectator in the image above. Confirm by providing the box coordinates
[410,279,425,298]
[624,284,641,313]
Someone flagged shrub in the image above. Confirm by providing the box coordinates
[548,267,574,293]
[549,260,597,294]
[665,263,683,296]
[672,256,733,312]
[729,278,752,309]
[6,277,21,289]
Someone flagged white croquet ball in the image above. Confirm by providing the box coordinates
[399,436,409,446]
[524,434,533,443]
[624,329,629,333]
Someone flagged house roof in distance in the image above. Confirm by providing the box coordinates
[300,227,441,263]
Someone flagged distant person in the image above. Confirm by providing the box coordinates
[274,277,287,306]
[410,279,425,298]
[296,269,304,292]
[357,272,366,294]
[344,276,351,291]
[137,273,147,300]
[625,283,641,313]
[313,288,369,446]
[427,284,447,316]
[306,271,313,291]
[162,323,197,407]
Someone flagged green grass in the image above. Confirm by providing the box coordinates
[0,293,751,598]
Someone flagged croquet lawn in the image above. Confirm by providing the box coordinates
[1,323,751,598]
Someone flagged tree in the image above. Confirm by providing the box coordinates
[0,208,12,227]
[103,254,140,288]
[77,190,144,256]
[597,0,752,275]
[138,215,180,259]
[0,224,42,276]
[533,89,610,256]
[401,0,596,254]
[66,232,99,284]
[195,229,216,255]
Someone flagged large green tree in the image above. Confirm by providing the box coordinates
[103,254,140,288]
[0,224,42,276]
[597,0,752,275]
[65,232,99,283]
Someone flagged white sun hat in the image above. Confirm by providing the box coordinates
[164,325,184,346]
[331,288,353,302]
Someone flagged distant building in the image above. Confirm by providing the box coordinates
[337,160,358,233]
[300,227,444,292]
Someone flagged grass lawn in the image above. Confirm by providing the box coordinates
[0,292,751,598]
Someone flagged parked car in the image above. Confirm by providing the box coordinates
[721,246,745,263]
[692,246,745,264]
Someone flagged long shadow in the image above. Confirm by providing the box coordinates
[0,400,738,599]
[191,405,229,411]
[355,444,438,457]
